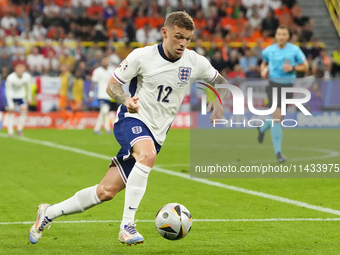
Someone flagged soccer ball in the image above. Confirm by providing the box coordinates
[155,203,192,240]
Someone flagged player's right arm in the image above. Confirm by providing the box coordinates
[107,49,141,113]
[260,61,269,78]
[106,76,139,113]
[260,47,269,78]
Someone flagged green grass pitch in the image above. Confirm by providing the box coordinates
[0,128,340,254]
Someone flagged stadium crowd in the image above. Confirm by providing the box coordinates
[0,0,339,81]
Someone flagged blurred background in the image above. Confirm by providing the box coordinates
[0,0,339,128]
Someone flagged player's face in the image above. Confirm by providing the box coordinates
[102,58,108,68]
[275,28,290,46]
[163,25,193,60]
[15,64,26,77]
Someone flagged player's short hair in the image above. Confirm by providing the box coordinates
[276,25,291,38]
[164,11,195,31]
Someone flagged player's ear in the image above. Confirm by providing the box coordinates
[162,27,167,39]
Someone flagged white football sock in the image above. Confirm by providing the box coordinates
[45,185,102,220]
[7,113,14,135]
[120,162,151,229]
[18,111,27,131]
[94,104,109,132]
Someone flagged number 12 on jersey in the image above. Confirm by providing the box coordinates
[157,85,172,103]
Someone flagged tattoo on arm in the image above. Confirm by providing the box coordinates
[106,79,128,105]
[210,74,229,101]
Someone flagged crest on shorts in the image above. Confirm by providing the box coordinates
[131,126,142,134]
[178,67,191,82]
[118,60,128,71]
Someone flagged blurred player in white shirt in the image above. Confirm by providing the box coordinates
[29,11,228,246]
[5,63,32,137]
[89,57,115,134]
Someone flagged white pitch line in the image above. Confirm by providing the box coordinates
[1,133,340,216]
[1,218,340,225]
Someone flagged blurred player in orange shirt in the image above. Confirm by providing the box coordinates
[58,65,84,129]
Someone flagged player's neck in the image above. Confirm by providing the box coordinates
[16,73,23,78]
[278,42,287,49]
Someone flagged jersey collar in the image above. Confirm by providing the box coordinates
[157,42,181,63]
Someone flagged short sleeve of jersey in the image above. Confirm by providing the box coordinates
[294,46,306,64]
[91,68,99,82]
[113,49,140,85]
[196,54,218,83]
[262,47,269,63]
[5,74,14,88]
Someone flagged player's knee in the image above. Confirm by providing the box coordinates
[96,183,121,201]
[137,150,156,167]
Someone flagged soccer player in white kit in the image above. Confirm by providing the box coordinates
[5,63,32,137]
[29,12,229,246]
[90,57,115,135]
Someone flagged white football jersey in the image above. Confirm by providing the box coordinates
[92,66,115,100]
[5,71,32,99]
[113,43,218,146]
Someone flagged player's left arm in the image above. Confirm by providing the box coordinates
[283,47,308,73]
[207,74,229,124]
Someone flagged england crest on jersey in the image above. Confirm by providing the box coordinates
[178,67,192,82]
[132,126,142,134]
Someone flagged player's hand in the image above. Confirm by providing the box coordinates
[207,101,224,125]
[261,67,269,78]
[282,64,293,72]
[125,96,140,113]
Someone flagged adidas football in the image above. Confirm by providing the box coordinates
[155,203,192,240]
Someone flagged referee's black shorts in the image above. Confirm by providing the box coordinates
[265,81,294,109]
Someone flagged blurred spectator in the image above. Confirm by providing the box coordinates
[43,0,61,18]
[104,0,117,19]
[1,13,17,30]
[1,65,9,80]
[87,1,103,18]
[300,22,313,42]
[239,48,257,77]
[135,10,148,30]
[32,21,47,40]
[0,41,13,72]
[249,11,262,29]
[64,32,76,43]
[59,49,76,71]
[220,9,234,36]
[136,23,161,44]
[60,0,72,18]
[211,50,227,72]
[312,49,331,78]
[71,40,86,62]
[206,41,218,60]
[268,0,282,10]
[77,60,91,80]
[27,46,44,76]
[43,50,59,76]
[17,11,30,33]
[300,41,311,58]
[261,11,279,37]
[92,23,108,42]
[228,64,246,79]
[72,0,92,8]
[148,11,164,29]
[253,39,263,61]
[106,46,121,68]
[193,39,206,56]
[10,40,26,61]
[226,50,240,72]
[331,46,340,78]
